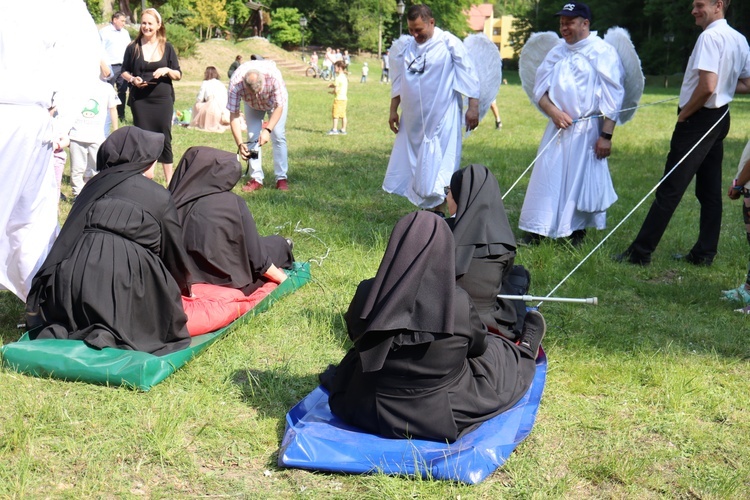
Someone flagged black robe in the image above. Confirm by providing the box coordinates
[26,127,192,356]
[448,164,522,339]
[168,146,293,295]
[322,212,536,443]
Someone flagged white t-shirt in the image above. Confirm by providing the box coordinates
[69,80,120,143]
[679,19,750,109]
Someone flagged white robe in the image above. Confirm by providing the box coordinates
[383,28,480,209]
[0,0,101,300]
[519,33,624,238]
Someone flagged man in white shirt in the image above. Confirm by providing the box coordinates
[617,0,750,266]
[99,12,131,121]
[383,4,479,211]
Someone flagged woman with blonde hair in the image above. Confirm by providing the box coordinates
[190,66,230,133]
[121,8,181,183]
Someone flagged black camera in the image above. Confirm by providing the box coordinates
[247,148,259,160]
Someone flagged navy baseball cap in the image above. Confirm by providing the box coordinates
[554,2,591,21]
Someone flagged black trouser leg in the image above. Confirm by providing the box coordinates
[628,106,729,259]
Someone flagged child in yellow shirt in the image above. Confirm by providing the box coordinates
[327,61,348,135]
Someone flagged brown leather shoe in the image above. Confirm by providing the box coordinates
[241,180,263,193]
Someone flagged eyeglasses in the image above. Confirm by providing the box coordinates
[407,55,425,74]
[443,186,450,195]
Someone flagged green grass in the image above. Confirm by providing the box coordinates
[2,38,750,497]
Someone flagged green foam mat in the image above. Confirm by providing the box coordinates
[1,262,310,391]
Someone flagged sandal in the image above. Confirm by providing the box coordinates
[721,284,750,304]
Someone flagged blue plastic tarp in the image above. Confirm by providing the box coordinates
[278,348,547,484]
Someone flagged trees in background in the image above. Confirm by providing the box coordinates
[89,0,750,75]
[509,0,750,76]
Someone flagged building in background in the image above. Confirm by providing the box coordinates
[466,4,516,60]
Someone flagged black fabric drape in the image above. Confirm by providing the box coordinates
[324,211,536,442]
[26,127,193,355]
[168,146,293,295]
[450,164,516,277]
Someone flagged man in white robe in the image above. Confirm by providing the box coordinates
[383,4,480,210]
[0,0,101,301]
[518,2,624,244]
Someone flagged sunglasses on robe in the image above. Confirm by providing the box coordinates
[406,54,426,74]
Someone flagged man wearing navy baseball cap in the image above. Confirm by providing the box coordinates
[518,2,625,247]
[554,2,591,21]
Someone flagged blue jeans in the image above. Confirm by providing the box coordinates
[244,96,288,183]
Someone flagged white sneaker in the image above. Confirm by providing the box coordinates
[327,129,339,135]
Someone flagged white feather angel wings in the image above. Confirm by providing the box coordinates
[519,27,644,124]
[389,32,503,124]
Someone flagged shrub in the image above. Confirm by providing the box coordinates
[167,24,198,58]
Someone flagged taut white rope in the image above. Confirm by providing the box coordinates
[535,107,730,308]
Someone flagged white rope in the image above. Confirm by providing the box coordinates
[274,221,332,267]
[535,107,730,308]
[571,96,679,124]
[503,129,561,200]
[503,97,680,200]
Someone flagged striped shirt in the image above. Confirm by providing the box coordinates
[228,61,287,113]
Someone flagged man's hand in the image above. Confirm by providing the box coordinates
[258,128,271,146]
[465,98,479,131]
[538,93,573,129]
[237,142,251,160]
[728,184,743,200]
[389,110,400,134]
[594,137,612,159]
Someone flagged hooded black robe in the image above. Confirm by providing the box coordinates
[168,146,293,295]
[448,164,522,339]
[25,127,192,355]
[322,211,536,443]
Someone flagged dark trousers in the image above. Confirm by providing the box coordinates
[110,64,128,121]
[628,105,730,261]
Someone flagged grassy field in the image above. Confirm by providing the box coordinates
[2,38,750,497]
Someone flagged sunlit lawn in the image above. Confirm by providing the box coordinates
[1,38,750,497]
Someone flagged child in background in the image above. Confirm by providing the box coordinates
[361,62,369,83]
[723,140,750,312]
[327,61,348,135]
[68,62,120,200]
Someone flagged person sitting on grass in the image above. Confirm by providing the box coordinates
[26,127,193,356]
[446,164,530,340]
[168,146,293,295]
[723,140,750,312]
[320,211,545,443]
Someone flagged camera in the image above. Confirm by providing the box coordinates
[247,147,259,160]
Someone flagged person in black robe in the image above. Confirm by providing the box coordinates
[446,164,529,340]
[167,146,293,295]
[320,211,545,443]
[25,126,193,356]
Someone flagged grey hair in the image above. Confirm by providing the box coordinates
[244,69,264,93]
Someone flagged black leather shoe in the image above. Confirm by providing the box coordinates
[519,232,545,247]
[673,253,713,266]
[612,249,651,266]
[518,310,546,360]
[569,229,587,247]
